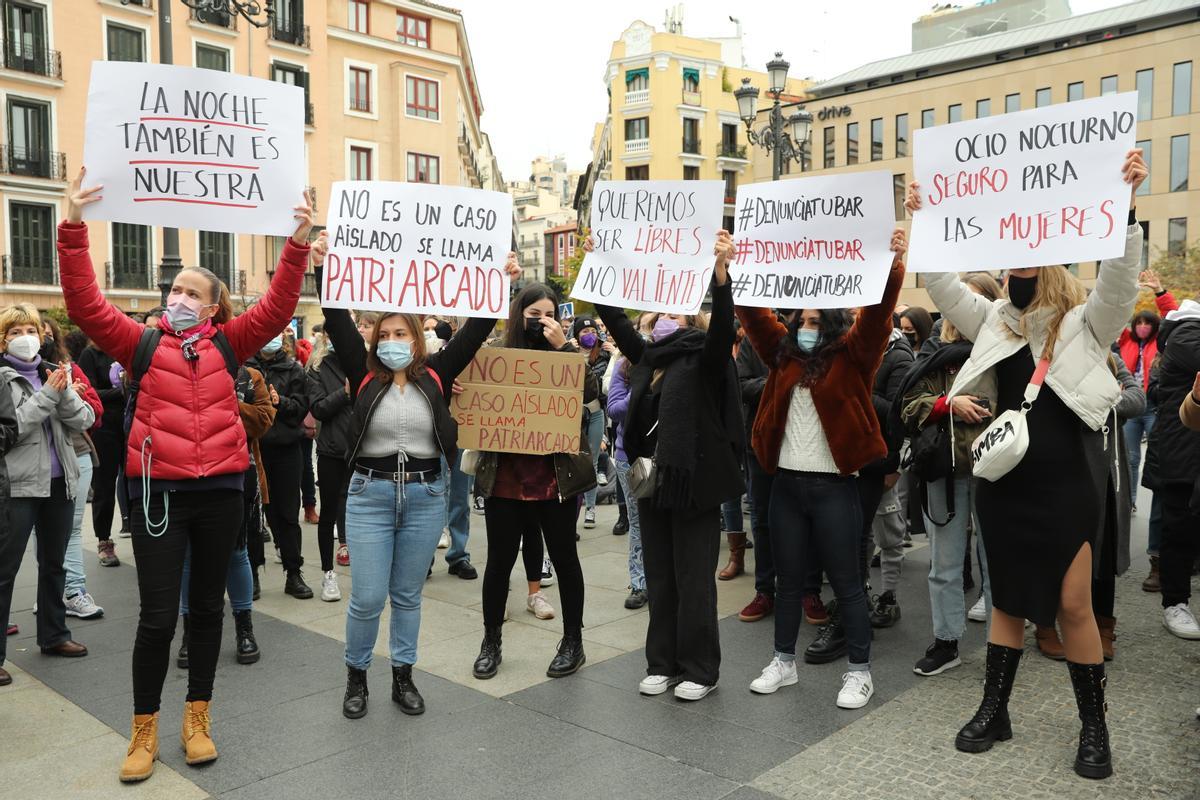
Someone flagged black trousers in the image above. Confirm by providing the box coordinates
[246,467,265,570]
[639,501,721,686]
[856,471,887,584]
[130,488,242,713]
[91,426,124,541]
[482,496,583,629]
[260,441,304,573]
[1159,485,1200,609]
[301,437,317,508]
[316,454,350,572]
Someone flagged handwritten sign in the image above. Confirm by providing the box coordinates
[451,348,586,455]
[730,171,894,308]
[81,62,305,236]
[571,180,724,314]
[321,181,514,319]
[909,92,1137,272]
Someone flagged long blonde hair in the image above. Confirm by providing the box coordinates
[1015,266,1086,357]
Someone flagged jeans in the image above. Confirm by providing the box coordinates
[64,453,95,597]
[614,459,645,591]
[769,471,869,668]
[316,454,350,572]
[180,542,255,615]
[720,496,745,532]
[344,471,446,668]
[0,478,75,665]
[444,449,473,566]
[1123,409,1156,496]
[91,426,123,540]
[301,436,317,508]
[582,410,605,511]
[261,441,304,572]
[857,472,886,583]
[871,482,906,594]
[924,476,991,642]
[747,452,777,596]
[1159,485,1200,609]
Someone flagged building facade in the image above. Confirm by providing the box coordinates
[542,222,577,280]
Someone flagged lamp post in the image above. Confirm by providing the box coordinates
[734,52,813,182]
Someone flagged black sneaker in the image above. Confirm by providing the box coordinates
[868,590,901,629]
[913,639,962,676]
[624,589,648,609]
[449,559,478,580]
[804,621,847,664]
[284,570,314,599]
[612,517,629,536]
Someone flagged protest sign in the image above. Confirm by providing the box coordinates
[451,348,586,455]
[321,181,515,319]
[81,62,304,236]
[909,92,1137,272]
[729,171,895,309]
[571,180,724,314]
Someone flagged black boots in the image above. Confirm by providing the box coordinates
[284,570,314,599]
[233,610,260,665]
[392,664,425,715]
[176,615,190,669]
[473,625,503,679]
[343,666,368,719]
[613,505,629,536]
[252,569,261,601]
[955,642,1021,752]
[546,630,586,678]
[1067,661,1112,779]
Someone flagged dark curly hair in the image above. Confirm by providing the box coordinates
[778,309,855,387]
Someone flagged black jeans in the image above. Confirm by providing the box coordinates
[1159,485,1200,609]
[482,496,583,629]
[747,452,777,596]
[91,426,124,541]
[130,488,242,713]
[856,471,887,584]
[0,478,75,665]
[769,471,870,665]
[261,441,304,573]
[639,501,721,685]
[301,437,317,508]
[317,454,350,572]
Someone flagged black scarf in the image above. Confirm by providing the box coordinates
[887,338,974,439]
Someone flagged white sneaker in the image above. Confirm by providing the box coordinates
[118,529,132,539]
[674,680,716,701]
[274,547,283,564]
[540,557,555,587]
[320,571,341,602]
[597,472,608,486]
[750,656,798,694]
[967,594,987,623]
[836,670,874,709]
[638,674,681,696]
[1164,603,1200,639]
[63,592,104,620]
[437,530,450,549]
[526,591,556,620]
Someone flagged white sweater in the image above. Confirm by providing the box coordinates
[778,386,839,474]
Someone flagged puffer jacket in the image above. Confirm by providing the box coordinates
[1142,303,1200,498]
[924,223,1143,432]
[308,352,353,459]
[0,361,95,499]
[246,351,309,448]
[57,221,308,480]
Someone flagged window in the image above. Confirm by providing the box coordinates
[349,67,371,112]
[348,0,369,33]
[722,169,736,202]
[975,99,990,119]
[1168,217,1187,257]
[1067,82,1084,102]
[624,117,649,141]
[625,165,649,180]
[723,214,735,234]
[396,12,430,48]
[1100,75,1118,96]
[893,173,906,220]
[895,113,908,157]
[2,1,54,77]
[199,231,233,286]
[683,165,699,180]
[106,23,144,62]
[1170,134,1189,192]
[823,126,835,168]
[682,118,700,154]
[870,118,883,160]
[273,63,311,123]
[196,44,229,72]
[626,69,648,93]
[111,223,150,289]
[406,76,438,120]
[846,122,859,164]
[6,98,51,177]
[350,146,372,180]
[1036,87,1051,108]
[1005,93,1020,113]
[1136,69,1153,120]
[7,201,54,284]
[1174,62,1192,116]
[682,69,699,93]
[720,123,739,157]
[407,152,439,183]
[921,108,934,128]
[1136,139,1152,196]
[947,104,962,123]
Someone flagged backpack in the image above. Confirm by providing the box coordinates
[123,327,239,435]
[903,419,956,526]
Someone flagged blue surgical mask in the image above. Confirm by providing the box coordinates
[796,329,820,353]
[326,340,334,353]
[377,340,413,371]
[261,335,284,354]
[651,318,680,342]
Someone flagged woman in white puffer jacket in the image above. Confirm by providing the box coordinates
[905,148,1146,782]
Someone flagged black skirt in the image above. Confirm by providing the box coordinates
[975,347,1108,626]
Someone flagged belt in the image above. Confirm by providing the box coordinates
[354,466,438,484]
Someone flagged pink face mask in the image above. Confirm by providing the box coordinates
[1134,324,1153,340]
[165,295,209,332]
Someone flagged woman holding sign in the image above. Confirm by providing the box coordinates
[59,168,314,783]
[906,148,1146,780]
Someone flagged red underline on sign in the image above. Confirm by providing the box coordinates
[128,159,260,170]
[139,116,267,132]
[133,197,260,209]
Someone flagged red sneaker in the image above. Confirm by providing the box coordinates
[803,593,830,625]
[738,593,774,622]
[336,543,350,567]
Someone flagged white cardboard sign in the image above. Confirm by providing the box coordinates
[321,181,514,319]
[730,171,895,309]
[908,92,1137,272]
[81,61,306,236]
[571,180,725,313]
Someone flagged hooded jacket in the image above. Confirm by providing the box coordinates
[1142,300,1200,500]
[246,350,309,448]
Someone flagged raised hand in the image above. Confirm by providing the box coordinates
[1122,147,1148,202]
[67,167,103,224]
[890,228,908,257]
[713,230,734,286]
[310,229,329,267]
[1137,268,1162,293]
[582,235,596,253]
[905,181,922,214]
[504,251,522,282]
[291,188,315,246]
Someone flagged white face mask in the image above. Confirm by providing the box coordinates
[5,333,41,361]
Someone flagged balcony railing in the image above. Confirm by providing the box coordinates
[3,253,56,285]
[624,88,649,106]
[190,7,236,29]
[305,101,314,126]
[122,0,154,8]
[270,18,310,48]
[718,143,748,160]
[682,89,701,106]
[1,39,63,79]
[682,137,701,155]
[349,95,370,113]
[1,146,67,180]
[624,138,650,156]
[106,261,154,290]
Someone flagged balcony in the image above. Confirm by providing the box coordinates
[682,137,702,155]
[682,89,702,107]
[624,138,650,156]
[349,95,370,113]
[624,89,649,106]
[1,40,63,79]
[270,18,310,48]
[190,7,236,29]
[1,146,67,180]
[718,143,748,161]
[3,253,56,285]
[106,262,154,291]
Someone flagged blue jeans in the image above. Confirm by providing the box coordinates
[64,453,94,597]
[1123,409,1156,496]
[444,449,472,566]
[180,542,254,614]
[720,496,745,532]
[614,459,645,591]
[924,476,991,642]
[582,410,605,511]
[344,471,446,668]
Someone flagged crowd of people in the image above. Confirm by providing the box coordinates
[0,149,1197,785]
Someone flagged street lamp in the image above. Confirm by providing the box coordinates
[737,52,813,182]
[178,0,277,27]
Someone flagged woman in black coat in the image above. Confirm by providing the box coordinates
[308,340,354,601]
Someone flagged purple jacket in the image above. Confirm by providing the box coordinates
[606,356,631,463]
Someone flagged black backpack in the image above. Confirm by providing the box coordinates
[123,328,239,436]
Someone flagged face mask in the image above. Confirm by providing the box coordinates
[1134,324,1153,340]
[5,333,41,361]
[1007,275,1038,310]
[39,337,57,361]
[652,318,680,342]
[326,340,335,353]
[376,340,413,371]
[165,295,209,332]
[579,332,598,349]
[903,331,917,345]
[261,335,284,355]
[524,318,546,343]
[425,330,438,341]
[796,329,821,353]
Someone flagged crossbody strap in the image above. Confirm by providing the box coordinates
[1021,356,1052,409]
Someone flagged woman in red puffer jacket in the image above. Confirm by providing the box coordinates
[57,168,313,784]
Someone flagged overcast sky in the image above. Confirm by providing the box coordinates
[453,0,1131,181]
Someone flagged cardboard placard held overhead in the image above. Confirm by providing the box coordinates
[730,171,895,309]
[321,181,515,319]
[908,92,1138,273]
[451,348,586,455]
[81,61,305,236]
[570,180,725,314]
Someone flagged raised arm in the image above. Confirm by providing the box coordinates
[595,304,645,366]
[426,317,497,390]
[1084,222,1144,348]
[57,220,144,367]
[700,231,736,374]
[846,236,907,374]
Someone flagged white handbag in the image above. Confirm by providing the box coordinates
[458,449,481,476]
[970,354,1050,482]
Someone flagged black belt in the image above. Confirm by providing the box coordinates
[354,454,441,483]
[354,466,438,484]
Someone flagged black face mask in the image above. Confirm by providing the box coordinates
[1007,275,1038,310]
[39,337,57,362]
[902,331,917,345]
[524,318,546,345]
